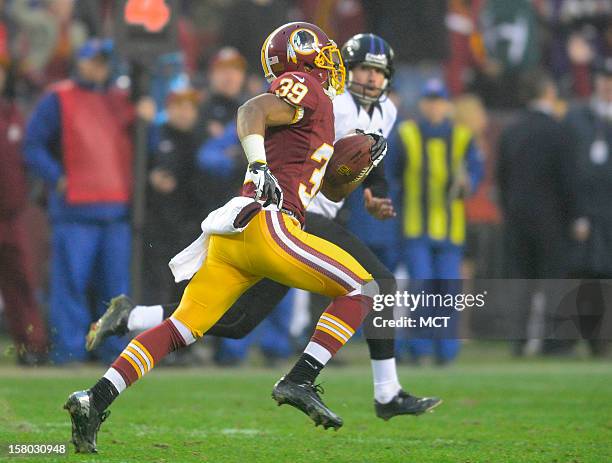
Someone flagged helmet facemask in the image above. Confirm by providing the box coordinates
[314,42,346,97]
[347,67,390,105]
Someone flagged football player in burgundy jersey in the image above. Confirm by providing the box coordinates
[64,22,389,452]
[88,33,441,425]
[238,67,334,224]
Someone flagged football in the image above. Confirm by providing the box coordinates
[321,132,374,201]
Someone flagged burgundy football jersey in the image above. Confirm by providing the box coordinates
[242,71,335,225]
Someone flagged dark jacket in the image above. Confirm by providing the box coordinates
[497,108,578,277]
[498,109,578,226]
[146,122,200,233]
[565,105,612,276]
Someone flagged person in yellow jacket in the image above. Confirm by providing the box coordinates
[388,78,484,364]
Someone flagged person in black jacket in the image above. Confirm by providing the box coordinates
[143,88,201,306]
[564,60,612,356]
[497,73,579,355]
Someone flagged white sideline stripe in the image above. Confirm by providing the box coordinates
[304,341,332,364]
[320,314,354,336]
[270,213,361,290]
[170,317,196,345]
[317,321,349,343]
[124,349,145,376]
[103,367,127,393]
[129,343,151,371]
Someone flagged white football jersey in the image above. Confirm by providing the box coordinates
[307,90,397,219]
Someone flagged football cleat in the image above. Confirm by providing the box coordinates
[375,390,442,421]
[86,295,133,351]
[64,390,110,453]
[272,377,343,430]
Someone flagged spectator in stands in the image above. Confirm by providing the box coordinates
[539,0,612,98]
[389,79,483,365]
[73,0,115,39]
[295,0,366,47]
[192,47,248,215]
[445,0,487,96]
[219,0,290,74]
[0,57,48,365]
[143,87,201,306]
[10,0,87,88]
[474,0,540,108]
[23,39,153,364]
[565,59,612,356]
[0,1,15,59]
[497,72,578,355]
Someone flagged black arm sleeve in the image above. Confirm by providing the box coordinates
[362,159,389,197]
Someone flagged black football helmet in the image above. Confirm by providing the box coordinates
[341,33,394,104]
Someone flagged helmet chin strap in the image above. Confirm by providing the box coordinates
[347,70,388,105]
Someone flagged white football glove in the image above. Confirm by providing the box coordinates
[247,161,283,208]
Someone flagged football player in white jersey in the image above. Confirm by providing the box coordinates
[87,33,441,420]
[309,33,398,220]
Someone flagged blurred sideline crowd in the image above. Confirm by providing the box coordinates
[0,0,611,366]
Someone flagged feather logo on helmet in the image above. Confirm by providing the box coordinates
[287,28,319,63]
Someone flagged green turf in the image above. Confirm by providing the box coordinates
[1,346,611,462]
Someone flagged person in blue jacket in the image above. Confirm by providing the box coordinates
[24,39,145,364]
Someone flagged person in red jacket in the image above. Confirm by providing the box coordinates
[0,58,48,365]
[23,39,155,364]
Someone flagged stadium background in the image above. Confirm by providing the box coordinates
[0,1,611,462]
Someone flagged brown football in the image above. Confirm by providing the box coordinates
[321,133,373,201]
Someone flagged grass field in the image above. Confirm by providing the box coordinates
[1,343,611,463]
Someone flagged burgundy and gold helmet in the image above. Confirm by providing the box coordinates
[260,22,346,97]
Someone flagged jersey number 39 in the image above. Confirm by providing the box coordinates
[275,78,309,105]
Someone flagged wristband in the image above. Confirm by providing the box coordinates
[241,134,267,165]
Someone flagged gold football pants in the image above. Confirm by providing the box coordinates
[172,210,373,337]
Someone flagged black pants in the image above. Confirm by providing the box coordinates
[503,216,567,344]
[164,212,398,360]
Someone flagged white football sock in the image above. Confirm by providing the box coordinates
[103,367,126,394]
[127,305,164,331]
[304,341,332,365]
[371,358,401,404]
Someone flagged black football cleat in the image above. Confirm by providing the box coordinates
[375,390,442,421]
[272,377,343,430]
[86,294,133,351]
[64,390,110,453]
